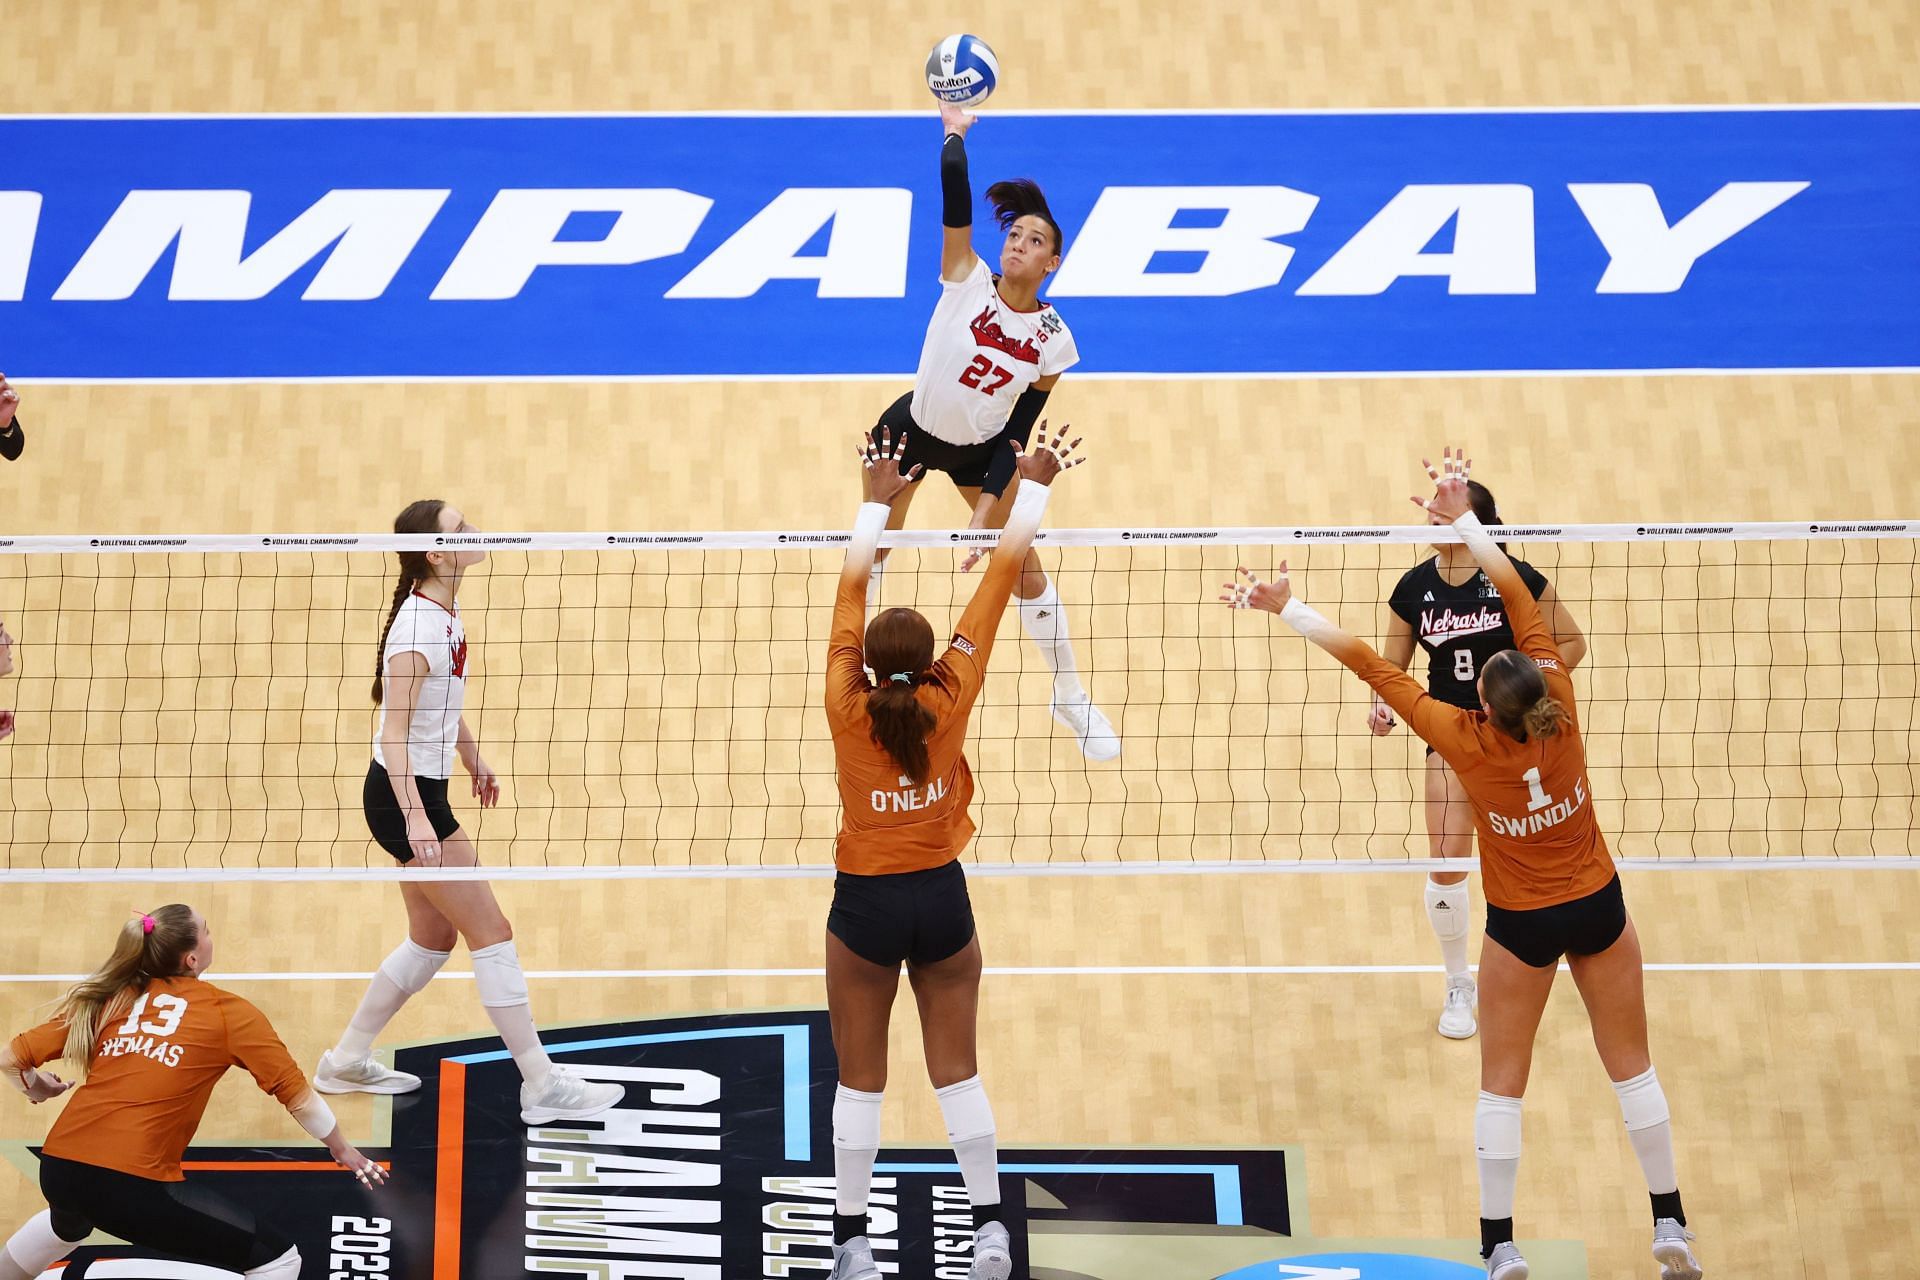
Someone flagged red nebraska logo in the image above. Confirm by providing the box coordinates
[969,306,1040,365]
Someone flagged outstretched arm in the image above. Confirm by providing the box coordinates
[939,105,979,281]
[827,430,924,716]
[1223,564,1468,748]
[1415,447,1559,664]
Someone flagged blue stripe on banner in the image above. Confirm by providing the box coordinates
[1,109,1915,380]
[452,1023,811,1161]
[873,1161,1246,1226]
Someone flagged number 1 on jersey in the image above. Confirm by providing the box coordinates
[1522,766,1553,813]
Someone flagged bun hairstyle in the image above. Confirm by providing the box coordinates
[863,608,938,785]
[985,179,1066,255]
[373,499,448,705]
[1480,649,1570,742]
[52,904,199,1078]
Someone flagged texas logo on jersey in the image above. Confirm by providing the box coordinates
[968,305,1042,364]
[5,1009,1588,1278]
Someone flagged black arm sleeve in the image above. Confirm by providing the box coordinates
[979,389,1050,498]
[941,133,972,229]
[0,417,22,463]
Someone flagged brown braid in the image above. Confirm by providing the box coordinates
[372,500,447,704]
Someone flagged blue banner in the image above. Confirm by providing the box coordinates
[0,109,1914,379]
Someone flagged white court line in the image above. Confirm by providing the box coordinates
[6,104,1916,120]
[1,856,1915,884]
[19,366,1920,387]
[0,962,1911,983]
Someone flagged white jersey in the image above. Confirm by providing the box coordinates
[372,591,468,779]
[909,256,1080,446]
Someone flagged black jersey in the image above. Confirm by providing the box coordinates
[1387,555,1550,709]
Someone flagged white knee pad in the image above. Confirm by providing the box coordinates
[1425,877,1471,942]
[380,939,451,996]
[934,1075,997,1145]
[832,1083,884,1151]
[1474,1090,1523,1160]
[4,1210,84,1275]
[1612,1066,1671,1131]
[470,940,530,1009]
[245,1245,301,1279]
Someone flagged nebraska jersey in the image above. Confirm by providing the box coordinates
[10,975,308,1181]
[909,256,1079,446]
[1388,555,1549,709]
[372,590,468,779]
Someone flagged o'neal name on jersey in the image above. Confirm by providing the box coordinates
[1387,555,1549,708]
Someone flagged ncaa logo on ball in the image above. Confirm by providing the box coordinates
[925,34,999,107]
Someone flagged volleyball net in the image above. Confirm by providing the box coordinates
[0,521,1913,880]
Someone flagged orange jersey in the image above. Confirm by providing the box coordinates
[10,975,308,1181]
[1349,577,1614,910]
[825,547,1022,876]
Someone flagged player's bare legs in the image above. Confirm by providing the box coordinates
[1426,753,1478,1038]
[1569,920,1701,1280]
[959,482,1119,761]
[824,934,901,1280]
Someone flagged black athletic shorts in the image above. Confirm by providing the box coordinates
[40,1153,296,1272]
[872,393,1030,499]
[828,858,977,969]
[364,760,461,863]
[1484,874,1628,968]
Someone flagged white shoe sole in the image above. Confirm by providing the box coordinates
[521,1090,623,1125]
[1653,1241,1702,1280]
[1437,1018,1478,1040]
[971,1254,1012,1280]
[1050,706,1122,761]
[313,1065,422,1095]
[1488,1258,1529,1280]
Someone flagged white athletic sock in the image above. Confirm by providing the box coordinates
[865,559,887,612]
[1018,578,1083,697]
[471,940,552,1088]
[1612,1066,1679,1195]
[832,1084,884,1217]
[0,1210,84,1280]
[335,939,451,1061]
[244,1245,302,1278]
[935,1075,1002,1219]
[1475,1090,1523,1220]
[1426,877,1472,980]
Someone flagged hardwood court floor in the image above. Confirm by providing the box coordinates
[3,1,1919,1276]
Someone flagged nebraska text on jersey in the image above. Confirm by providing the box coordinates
[1420,604,1509,643]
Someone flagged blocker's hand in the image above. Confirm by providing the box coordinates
[1414,446,1473,522]
[939,102,977,140]
[860,427,923,506]
[1220,564,1293,615]
[1012,420,1084,487]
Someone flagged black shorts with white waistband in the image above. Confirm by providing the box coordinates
[1484,874,1628,968]
[827,859,977,969]
[871,393,1031,499]
[40,1153,296,1273]
[363,760,462,863]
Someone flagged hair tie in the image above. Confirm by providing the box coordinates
[888,672,913,685]
[141,914,155,935]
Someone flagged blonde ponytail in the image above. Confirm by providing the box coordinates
[50,905,198,1079]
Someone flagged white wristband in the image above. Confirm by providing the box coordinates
[1452,508,1500,561]
[290,1092,339,1142]
[1278,596,1340,645]
[845,502,890,570]
[1003,480,1052,539]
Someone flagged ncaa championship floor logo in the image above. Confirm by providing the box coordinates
[4,1009,1585,1278]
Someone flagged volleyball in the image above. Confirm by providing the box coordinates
[926,34,999,107]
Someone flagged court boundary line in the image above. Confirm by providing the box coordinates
[6,105,1917,121]
[20,367,1920,387]
[0,856,1911,884]
[0,962,1910,982]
